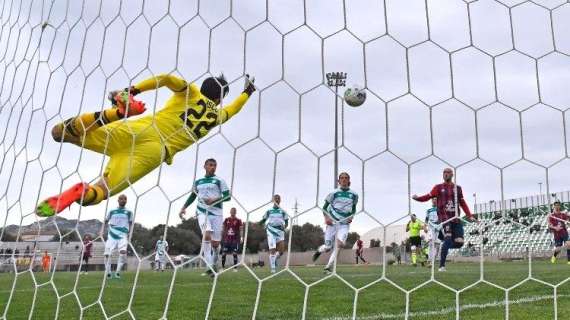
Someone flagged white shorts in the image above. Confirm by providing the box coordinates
[267,230,285,250]
[324,223,350,248]
[198,214,223,241]
[429,226,441,244]
[104,237,128,255]
[155,253,166,262]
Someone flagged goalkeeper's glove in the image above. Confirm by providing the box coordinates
[108,86,141,106]
[242,74,256,96]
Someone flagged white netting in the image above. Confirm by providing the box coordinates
[0,0,569,319]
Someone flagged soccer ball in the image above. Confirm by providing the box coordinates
[344,86,366,107]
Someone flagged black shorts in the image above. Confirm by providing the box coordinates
[438,222,465,241]
[223,242,239,253]
[554,234,569,247]
[409,236,421,247]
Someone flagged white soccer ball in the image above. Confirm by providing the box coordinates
[344,86,366,107]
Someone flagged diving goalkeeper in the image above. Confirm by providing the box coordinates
[36,74,256,217]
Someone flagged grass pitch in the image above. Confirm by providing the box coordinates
[0,261,569,319]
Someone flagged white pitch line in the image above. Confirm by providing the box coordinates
[320,293,569,320]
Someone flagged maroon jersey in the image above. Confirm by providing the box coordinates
[549,212,569,239]
[415,183,472,223]
[356,239,363,250]
[83,239,92,258]
[223,217,242,243]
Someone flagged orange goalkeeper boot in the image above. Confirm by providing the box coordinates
[114,91,146,117]
[36,182,89,217]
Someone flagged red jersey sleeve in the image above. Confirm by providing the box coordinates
[415,185,439,202]
[457,186,473,218]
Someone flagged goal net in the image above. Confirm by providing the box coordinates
[0,0,568,319]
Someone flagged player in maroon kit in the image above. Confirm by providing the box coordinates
[548,200,570,265]
[355,237,367,264]
[412,168,475,272]
[81,234,93,274]
[222,207,243,271]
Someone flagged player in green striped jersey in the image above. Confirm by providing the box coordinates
[180,158,230,277]
[260,194,289,273]
[312,172,359,273]
[104,194,133,279]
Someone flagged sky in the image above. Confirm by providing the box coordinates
[0,0,569,238]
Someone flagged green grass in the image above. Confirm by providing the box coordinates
[0,261,569,319]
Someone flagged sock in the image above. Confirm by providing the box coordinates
[212,246,219,267]
[361,257,366,263]
[233,253,238,266]
[412,252,417,264]
[221,253,226,268]
[80,184,107,206]
[270,253,276,270]
[440,239,452,268]
[326,245,338,269]
[566,249,570,261]
[104,255,111,275]
[59,109,123,140]
[202,241,212,266]
[356,256,359,264]
[554,250,560,258]
[318,245,329,253]
[116,253,126,274]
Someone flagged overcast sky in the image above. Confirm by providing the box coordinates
[0,0,569,238]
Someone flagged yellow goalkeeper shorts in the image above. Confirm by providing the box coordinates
[79,121,166,195]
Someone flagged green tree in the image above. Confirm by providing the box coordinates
[290,223,324,252]
[245,222,267,253]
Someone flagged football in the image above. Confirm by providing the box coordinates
[344,85,367,107]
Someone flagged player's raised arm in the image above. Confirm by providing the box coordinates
[218,75,256,124]
[132,74,189,94]
[413,186,438,202]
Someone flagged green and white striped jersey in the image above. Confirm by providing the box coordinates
[193,175,230,216]
[106,207,132,240]
[155,240,169,256]
[262,207,289,236]
[425,207,439,225]
[325,188,358,225]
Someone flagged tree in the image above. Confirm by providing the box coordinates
[245,222,267,253]
[130,223,153,255]
[369,239,381,248]
[290,223,324,252]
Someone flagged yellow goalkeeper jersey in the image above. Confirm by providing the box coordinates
[120,74,249,164]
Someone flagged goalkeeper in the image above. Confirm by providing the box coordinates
[36,74,256,217]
